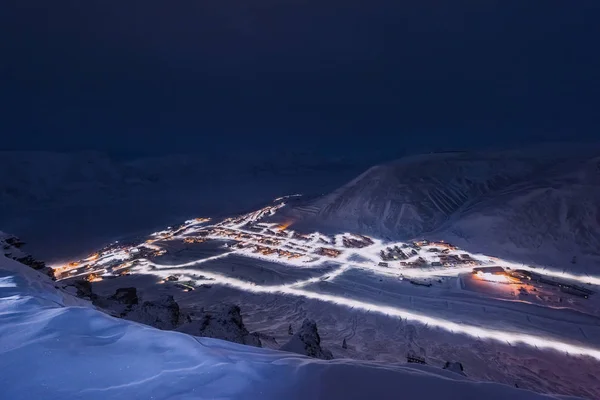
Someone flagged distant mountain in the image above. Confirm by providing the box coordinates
[0,151,368,260]
[0,151,369,210]
[284,147,600,273]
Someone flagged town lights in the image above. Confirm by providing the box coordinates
[474,271,518,284]
[51,200,600,363]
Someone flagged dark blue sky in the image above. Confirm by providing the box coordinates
[2,1,599,159]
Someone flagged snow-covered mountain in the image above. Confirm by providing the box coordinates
[284,147,600,273]
[0,151,367,210]
[0,251,580,399]
[0,151,369,261]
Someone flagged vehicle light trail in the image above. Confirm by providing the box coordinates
[149,252,235,269]
[283,264,351,288]
[139,260,600,361]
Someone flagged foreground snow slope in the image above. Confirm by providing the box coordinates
[0,258,578,400]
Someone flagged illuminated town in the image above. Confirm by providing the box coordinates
[50,195,600,361]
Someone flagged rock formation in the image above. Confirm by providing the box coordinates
[1,232,54,279]
[177,304,261,347]
[280,319,333,360]
[443,361,466,376]
[126,295,183,330]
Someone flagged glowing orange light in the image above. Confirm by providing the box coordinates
[277,220,294,231]
[86,253,100,261]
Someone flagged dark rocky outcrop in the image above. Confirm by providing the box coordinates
[255,332,278,347]
[72,280,95,300]
[1,232,55,279]
[443,361,466,376]
[16,255,47,271]
[109,287,139,306]
[4,236,25,248]
[59,276,262,348]
[90,287,140,317]
[81,286,184,330]
[177,304,262,347]
[126,295,183,330]
[280,319,333,360]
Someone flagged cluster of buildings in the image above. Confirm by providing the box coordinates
[54,241,152,281]
[263,229,289,238]
[472,266,595,299]
[316,247,342,258]
[342,234,374,248]
[183,237,205,244]
[292,232,311,241]
[507,269,594,299]
[437,253,477,267]
[399,257,427,268]
[209,227,283,246]
[380,246,414,261]
[376,239,482,270]
[216,203,285,229]
[53,202,299,282]
[51,197,597,307]
[252,245,304,259]
[412,240,458,251]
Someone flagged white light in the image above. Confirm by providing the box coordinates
[141,259,600,361]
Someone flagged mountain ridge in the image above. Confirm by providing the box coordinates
[284,147,600,273]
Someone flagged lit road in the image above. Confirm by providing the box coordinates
[54,197,600,361]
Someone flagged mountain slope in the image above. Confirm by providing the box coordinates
[0,249,577,399]
[285,147,600,272]
[441,155,600,270]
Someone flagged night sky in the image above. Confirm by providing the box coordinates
[2,1,599,159]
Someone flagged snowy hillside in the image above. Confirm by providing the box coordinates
[285,147,600,273]
[0,255,580,399]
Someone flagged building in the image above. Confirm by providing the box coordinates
[410,279,432,287]
[560,286,589,299]
[407,355,427,364]
[509,270,533,280]
[472,266,505,275]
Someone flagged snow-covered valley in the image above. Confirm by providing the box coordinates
[2,148,600,398]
